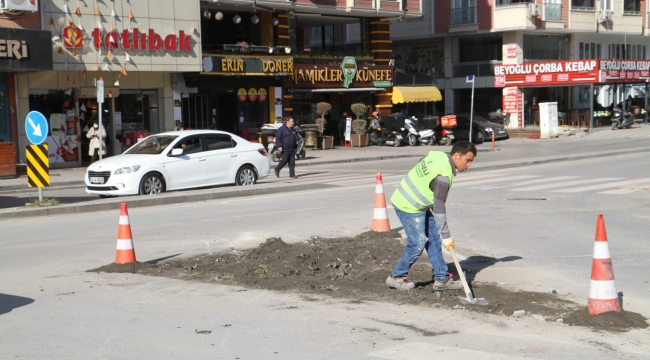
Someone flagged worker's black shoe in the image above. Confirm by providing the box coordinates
[386,276,415,291]
[432,278,462,291]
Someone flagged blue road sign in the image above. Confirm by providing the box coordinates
[25,111,49,145]
[466,75,475,83]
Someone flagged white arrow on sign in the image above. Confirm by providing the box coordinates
[28,117,42,137]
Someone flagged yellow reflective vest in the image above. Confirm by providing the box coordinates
[390,151,454,213]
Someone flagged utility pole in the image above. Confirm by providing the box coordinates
[97,78,104,161]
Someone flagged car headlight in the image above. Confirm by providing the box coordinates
[485,127,493,132]
[114,165,141,175]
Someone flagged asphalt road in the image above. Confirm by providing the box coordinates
[1,150,649,358]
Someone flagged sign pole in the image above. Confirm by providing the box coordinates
[97,78,105,161]
[589,83,594,131]
[467,75,475,143]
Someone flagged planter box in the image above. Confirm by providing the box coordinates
[0,142,16,178]
[317,136,334,149]
[351,134,368,147]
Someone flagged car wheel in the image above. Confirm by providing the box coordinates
[408,134,418,146]
[473,131,485,144]
[236,166,257,186]
[139,172,165,195]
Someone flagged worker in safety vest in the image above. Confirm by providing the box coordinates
[386,140,477,291]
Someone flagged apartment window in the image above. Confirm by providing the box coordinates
[451,0,476,25]
[524,35,569,60]
[495,0,533,7]
[571,0,594,9]
[624,0,640,13]
[458,36,502,62]
[578,42,601,59]
[544,0,562,20]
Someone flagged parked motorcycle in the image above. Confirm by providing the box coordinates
[435,126,454,146]
[403,116,420,146]
[380,113,406,147]
[611,107,634,130]
[260,123,306,162]
[417,116,437,145]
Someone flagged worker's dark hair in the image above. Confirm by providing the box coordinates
[450,140,477,157]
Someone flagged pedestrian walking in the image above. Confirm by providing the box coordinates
[339,111,349,145]
[274,117,298,178]
[386,140,477,291]
[86,120,106,164]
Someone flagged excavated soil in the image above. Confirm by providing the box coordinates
[89,231,648,333]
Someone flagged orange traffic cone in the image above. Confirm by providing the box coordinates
[587,214,620,315]
[372,170,391,232]
[115,201,136,264]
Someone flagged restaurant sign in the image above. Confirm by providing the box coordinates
[0,27,52,70]
[202,55,293,76]
[495,59,650,87]
[285,64,393,88]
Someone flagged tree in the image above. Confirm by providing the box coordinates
[315,102,331,136]
[351,103,367,120]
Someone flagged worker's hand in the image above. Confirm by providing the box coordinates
[442,237,455,251]
[277,146,283,153]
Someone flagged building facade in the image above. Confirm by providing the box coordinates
[391,0,650,128]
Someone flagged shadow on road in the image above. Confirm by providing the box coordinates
[0,293,35,316]
[146,254,182,264]
[415,255,522,289]
[0,196,101,209]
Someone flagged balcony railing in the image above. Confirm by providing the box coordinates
[496,0,533,7]
[451,7,476,25]
[544,3,562,20]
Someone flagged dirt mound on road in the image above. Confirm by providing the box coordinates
[90,231,648,333]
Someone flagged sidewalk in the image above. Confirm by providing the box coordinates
[1,133,649,192]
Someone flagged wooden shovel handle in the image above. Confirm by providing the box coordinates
[449,246,473,300]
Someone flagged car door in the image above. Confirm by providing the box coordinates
[455,117,470,140]
[204,134,238,185]
[161,135,208,189]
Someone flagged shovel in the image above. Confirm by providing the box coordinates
[448,246,489,306]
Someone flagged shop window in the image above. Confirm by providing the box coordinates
[578,42,601,59]
[572,0,594,9]
[294,16,368,55]
[205,134,234,150]
[624,0,640,14]
[457,36,502,63]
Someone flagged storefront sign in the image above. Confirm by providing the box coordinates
[247,88,258,102]
[257,88,267,102]
[202,55,294,76]
[600,60,650,82]
[91,28,193,52]
[494,60,598,87]
[502,88,524,127]
[286,65,393,88]
[237,88,248,102]
[341,56,358,88]
[0,27,52,70]
[506,43,517,59]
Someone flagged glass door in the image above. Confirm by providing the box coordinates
[0,84,9,142]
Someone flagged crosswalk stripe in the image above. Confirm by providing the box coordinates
[599,188,637,195]
[511,177,621,191]
[455,170,506,181]
[453,175,539,187]
[512,176,580,186]
[553,178,650,193]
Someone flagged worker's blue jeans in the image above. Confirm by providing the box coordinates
[391,208,449,282]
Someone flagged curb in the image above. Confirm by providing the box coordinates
[0,183,337,220]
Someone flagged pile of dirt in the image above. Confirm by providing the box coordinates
[90,231,648,332]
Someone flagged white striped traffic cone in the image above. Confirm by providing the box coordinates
[115,201,136,264]
[372,170,391,232]
[587,214,620,315]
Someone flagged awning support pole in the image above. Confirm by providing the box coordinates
[589,83,594,131]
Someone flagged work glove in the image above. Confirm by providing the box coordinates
[442,237,455,251]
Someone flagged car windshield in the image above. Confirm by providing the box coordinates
[125,135,178,155]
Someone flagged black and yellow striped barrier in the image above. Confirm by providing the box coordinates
[26,144,50,188]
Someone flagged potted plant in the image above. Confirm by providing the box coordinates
[315,102,333,149]
[350,103,368,147]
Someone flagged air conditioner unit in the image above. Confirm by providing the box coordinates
[599,9,612,21]
[528,3,542,17]
[1,0,38,12]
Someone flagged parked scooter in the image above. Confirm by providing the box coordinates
[417,116,436,145]
[261,123,306,162]
[403,116,420,146]
[380,113,406,147]
[611,107,634,130]
[435,126,455,146]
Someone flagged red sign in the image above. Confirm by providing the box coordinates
[63,24,83,48]
[91,28,192,52]
[237,88,247,102]
[494,60,598,87]
[600,60,650,82]
[257,88,267,102]
[247,88,258,102]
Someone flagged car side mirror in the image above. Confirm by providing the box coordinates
[171,148,184,156]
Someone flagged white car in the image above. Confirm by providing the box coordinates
[85,130,270,197]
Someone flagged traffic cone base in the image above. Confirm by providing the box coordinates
[115,201,136,264]
[372,171,391,232]
[587,214,620,315]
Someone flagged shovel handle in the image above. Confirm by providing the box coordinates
[448,246,474,301]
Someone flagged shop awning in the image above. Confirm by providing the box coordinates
[392,86,442,103]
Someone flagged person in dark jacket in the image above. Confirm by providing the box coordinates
[274,117,298,178]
